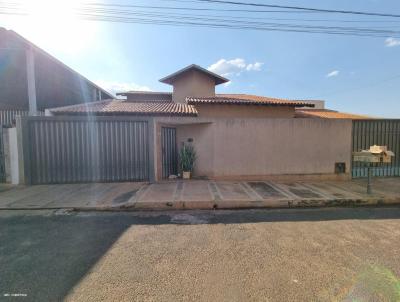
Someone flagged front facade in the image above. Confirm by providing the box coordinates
[43,64,362,182]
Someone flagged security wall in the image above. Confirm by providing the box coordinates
[171,117,353,180]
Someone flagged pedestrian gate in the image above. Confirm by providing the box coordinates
[352,119,400,178]
[161,127,177,179]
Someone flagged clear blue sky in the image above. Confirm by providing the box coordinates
[1,0,400,117]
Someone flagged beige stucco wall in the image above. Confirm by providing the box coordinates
[176,123,215,177]
[155,117,352,180]
[196,104,295,118]
[211,118,352,179]
[172,70,216,103]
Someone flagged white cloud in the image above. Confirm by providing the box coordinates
[95,80,151,97]
[208,58,263,77]
[326,70,339,78]
[385,37,400,47]
[223,81,232,87]
[246,62,263,71]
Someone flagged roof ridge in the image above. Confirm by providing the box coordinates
[117,91,172,96]
[159,64,229,86]
[186,95,314,107]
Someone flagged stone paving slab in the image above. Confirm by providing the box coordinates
[0,179,399,210]
[180,181,213,202]
[214,182,252,201]
[246,182,286,199]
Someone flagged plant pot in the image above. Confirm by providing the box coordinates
[182,171,191,179]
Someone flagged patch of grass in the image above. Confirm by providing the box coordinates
[343,265,400,302]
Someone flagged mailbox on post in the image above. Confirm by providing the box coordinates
[353,145,395,194]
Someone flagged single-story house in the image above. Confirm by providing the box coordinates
[44,64,369,182]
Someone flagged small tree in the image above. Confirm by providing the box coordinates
[179,144,197,173]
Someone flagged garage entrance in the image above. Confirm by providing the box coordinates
[20,116,152,184]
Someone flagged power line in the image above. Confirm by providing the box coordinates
[1,2,400,38]
[195,0,400,18]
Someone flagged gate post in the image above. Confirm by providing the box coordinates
[16,116,32,185]
[148,117,156,183]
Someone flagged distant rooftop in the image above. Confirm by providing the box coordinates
[295,109,372,119]
[116,91,172,96]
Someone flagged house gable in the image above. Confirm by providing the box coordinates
[159,64,229,103]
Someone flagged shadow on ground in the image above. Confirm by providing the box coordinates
[0,212,170,301]
[1,207,400,301]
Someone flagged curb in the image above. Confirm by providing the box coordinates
[2,197,399,211]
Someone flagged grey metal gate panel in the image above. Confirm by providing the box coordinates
[0,128,5,182]
[352,119,400,178]
[28,118,149,184]
[0,110,44,127]
[161,127,177,179]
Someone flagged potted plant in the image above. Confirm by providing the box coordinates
[179,144,196,179]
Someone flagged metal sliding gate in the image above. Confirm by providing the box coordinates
[161,127,177,179]
[0,128,5,182]
[352,119,400,178]
[26,117,150,184]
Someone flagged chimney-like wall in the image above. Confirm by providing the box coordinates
[172,69,216,103]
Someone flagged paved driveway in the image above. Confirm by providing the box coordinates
[0,182,144,209]
[1,208,400,301]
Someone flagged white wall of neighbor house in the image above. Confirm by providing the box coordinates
[159,117,352,180]
[2,128,19,184]
[8,128,19,184]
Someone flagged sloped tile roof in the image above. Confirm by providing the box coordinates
[160,64,229,85]
[187,94,314,107]
[50,100,198,116]
[116,91,172,97]
[295,109,372,119]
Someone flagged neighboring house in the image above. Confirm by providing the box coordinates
[46,64,368,182]
[0,27,112,182]
[0,27,113,125]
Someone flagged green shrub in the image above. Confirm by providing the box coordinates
[179,144,196,172]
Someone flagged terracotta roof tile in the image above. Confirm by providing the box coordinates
[295,109,372,119]
[187,94,314,107]
[50,100,198,116]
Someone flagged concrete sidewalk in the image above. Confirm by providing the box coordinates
[0,178,399,210]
